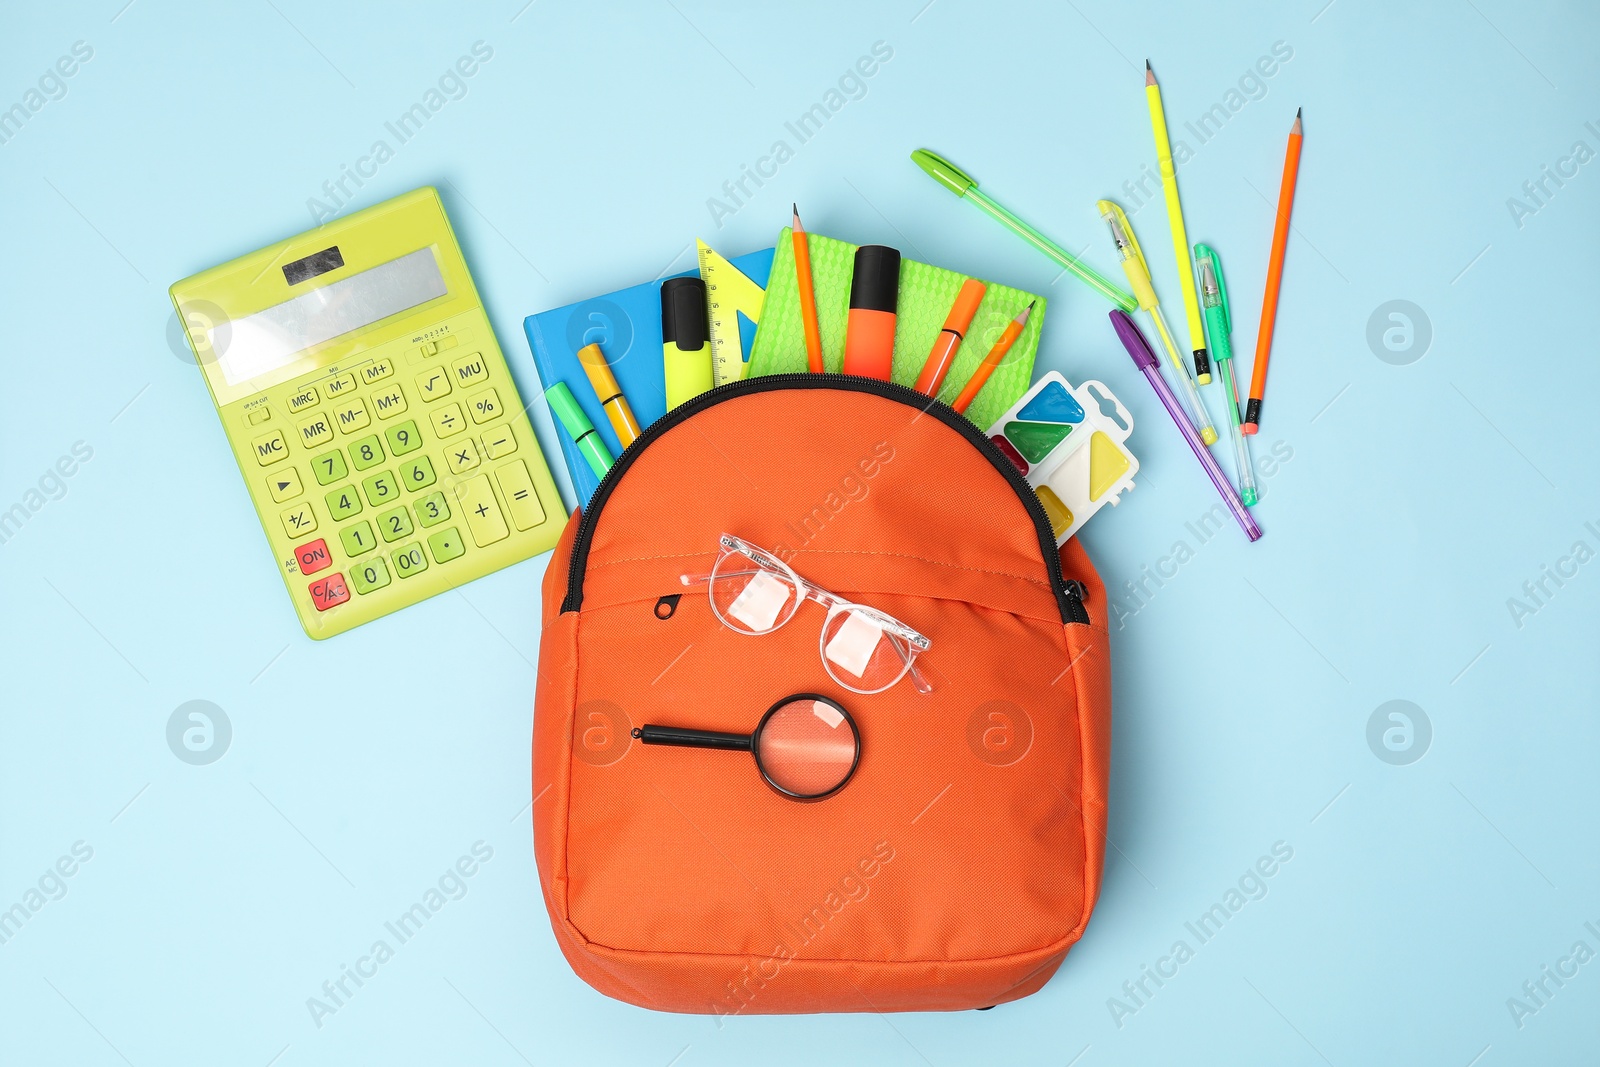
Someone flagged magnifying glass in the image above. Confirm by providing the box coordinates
[631,694,859,800]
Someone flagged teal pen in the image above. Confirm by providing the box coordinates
[1194,244,1258,506]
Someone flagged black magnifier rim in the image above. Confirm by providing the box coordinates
[750,693,860,801]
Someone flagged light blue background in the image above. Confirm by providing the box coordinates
[2,1,1597,1064]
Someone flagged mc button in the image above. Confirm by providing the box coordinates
[252,429,289,466]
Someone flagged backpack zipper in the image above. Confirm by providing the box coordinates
[559,373,1088,625]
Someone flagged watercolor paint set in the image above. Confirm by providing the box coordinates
[984,371,1139,543]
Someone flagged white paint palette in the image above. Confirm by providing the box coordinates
[984,372,1138,543]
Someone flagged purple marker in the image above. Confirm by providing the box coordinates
[1111,310,1262,542]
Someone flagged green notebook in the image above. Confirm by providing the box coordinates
[748,228,1046,428]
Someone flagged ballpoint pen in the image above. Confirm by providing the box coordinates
[1194,244,1258,506]
[911,149,1136,311]
[1111,310,1260,542]
[1097,199,1217,446]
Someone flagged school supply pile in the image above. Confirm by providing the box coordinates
[526,63,1303,1015]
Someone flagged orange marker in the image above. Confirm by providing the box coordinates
[950,301,1034,415]
[914,278,987,396]
[1244,108,1302,434]
[842,245,900,380]
[792,205,824,373]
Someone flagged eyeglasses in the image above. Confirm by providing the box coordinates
[681,534,932,694]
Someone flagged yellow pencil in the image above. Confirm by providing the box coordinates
[1145,61,1211,385]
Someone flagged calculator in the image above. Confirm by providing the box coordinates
[170,188,564,639]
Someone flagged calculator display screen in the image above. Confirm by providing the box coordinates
[215,247,447,385]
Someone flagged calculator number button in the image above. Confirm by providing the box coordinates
[362,471,400,506]
[325,485,362,521]
[252,429,289,466]
[312,448,348,485]
[417,366,451,402]
[309,573,350,611]
[467,387,502,424]
[373,385,408,420]
[377,505,414,543]
[351,557,391,594]
[415,492,450,528]
[481,426,517,459]
[287,386,320,412]
[295,538,332,575]
[445,438,481,475]
[430,403,466,439]
[452,474,508,547]
[340,521,377,557]
[401,455,436,492]
[427,526,466,564]
[267,467,302,503]
[392,542,429,578]
[296,410,333,448]
[494,460,546,531]
[350,435,385,471]
[280,502,317,537]
[452,353,487,388]
[361,358,394,385]
[385,419,422,456]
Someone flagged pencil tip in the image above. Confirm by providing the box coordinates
[1145,59,1151,69]
[1296,106,1302,117]
[1145,61,1156,86]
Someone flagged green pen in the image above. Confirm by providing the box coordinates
[911,148,1136,312]
[545,381,614,480]
[1193,244,1257,506]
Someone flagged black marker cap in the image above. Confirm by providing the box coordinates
[661,276,708,351]
[848,245,901,314]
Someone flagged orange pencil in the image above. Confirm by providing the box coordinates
[915,278,987,396]
[792,204,824,373]
[950,301,1034,415]
[1243,108,1302,434]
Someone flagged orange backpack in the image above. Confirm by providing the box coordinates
[533,375,1112,1014]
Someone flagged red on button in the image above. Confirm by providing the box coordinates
[295,538,333,574]
[309,573,350,611]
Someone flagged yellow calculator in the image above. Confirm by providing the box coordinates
[170,188,564,639]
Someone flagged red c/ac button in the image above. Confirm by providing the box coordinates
[309,573,349,611]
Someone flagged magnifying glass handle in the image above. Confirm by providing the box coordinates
[633,725,753,751]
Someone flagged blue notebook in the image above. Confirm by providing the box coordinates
[524,247,774,509]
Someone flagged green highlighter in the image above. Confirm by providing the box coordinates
[1193,244,1258,506]
[545,381,614,480]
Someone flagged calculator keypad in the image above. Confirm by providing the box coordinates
[252,344,549,629]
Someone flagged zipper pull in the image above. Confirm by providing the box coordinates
[1061,579,1091,625]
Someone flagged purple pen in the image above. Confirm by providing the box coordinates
[1111,310,1262,542]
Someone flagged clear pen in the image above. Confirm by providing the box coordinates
[1097,200,1218,446]
[1195,244,1258,506]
